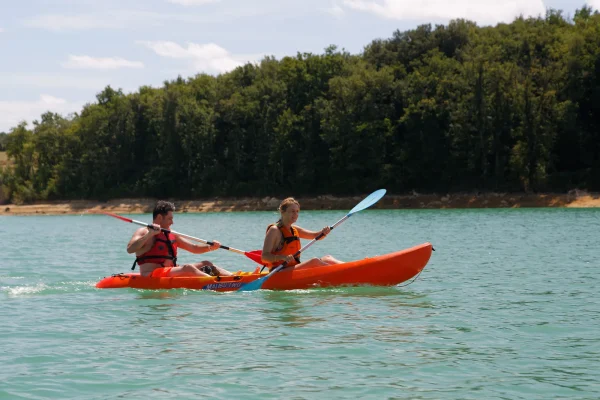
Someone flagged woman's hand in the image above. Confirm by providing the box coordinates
[317,226,331,240]
[282,254,296,264]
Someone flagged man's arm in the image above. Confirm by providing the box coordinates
[176,236,220,254]
[127,226,159,254]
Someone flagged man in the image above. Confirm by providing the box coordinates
[127,200,232,277]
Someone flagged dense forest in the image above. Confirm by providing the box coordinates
[1,7,599,204]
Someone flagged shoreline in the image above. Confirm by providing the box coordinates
[1,191,599,215]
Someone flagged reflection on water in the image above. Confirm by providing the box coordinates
[274,285,429,299]
[260,291,326,328]
[136,290,184,301]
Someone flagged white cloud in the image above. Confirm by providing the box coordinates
[325,2,345,18]
[0,95,82,132]
[0,28,4,33]
[342,0,546,25]
[588,0,600,10]
[167,0,220,5]
[138,41,257,74]
[62,55,144,70]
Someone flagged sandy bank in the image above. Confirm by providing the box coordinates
[1,191,599,216]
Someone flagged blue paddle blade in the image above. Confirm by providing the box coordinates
[238,275,267,291]
[348,189,386,216]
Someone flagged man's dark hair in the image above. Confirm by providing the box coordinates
[153,201,176,219]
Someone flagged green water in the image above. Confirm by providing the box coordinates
[1,209,599,399]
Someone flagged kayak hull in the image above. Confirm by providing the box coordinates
[95,271,265,292]
[95,242,433,292]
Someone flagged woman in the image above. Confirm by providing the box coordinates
[261,197,343,270]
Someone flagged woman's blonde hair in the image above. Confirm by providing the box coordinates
[278,197,300,213]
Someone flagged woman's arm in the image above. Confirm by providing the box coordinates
[295,225,331,240]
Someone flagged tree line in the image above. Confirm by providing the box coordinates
[1,7,599,204]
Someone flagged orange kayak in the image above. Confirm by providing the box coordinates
[95,242,433,292]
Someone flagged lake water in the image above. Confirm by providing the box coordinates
[1,208,599,399]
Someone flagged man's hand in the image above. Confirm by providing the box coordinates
[148,224,162,236]
[208,240,221,251]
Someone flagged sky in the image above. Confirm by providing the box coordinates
[0,0,596,132]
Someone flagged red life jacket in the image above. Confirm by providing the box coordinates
[131,232,178,270]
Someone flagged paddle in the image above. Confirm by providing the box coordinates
[239,189,387,291]
[99,211,264,264]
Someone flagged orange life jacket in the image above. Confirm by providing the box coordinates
[131,232,178,270]
[265,222,301,269]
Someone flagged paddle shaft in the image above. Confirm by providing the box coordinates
[129,218,248,255]
[104,212,251,256]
